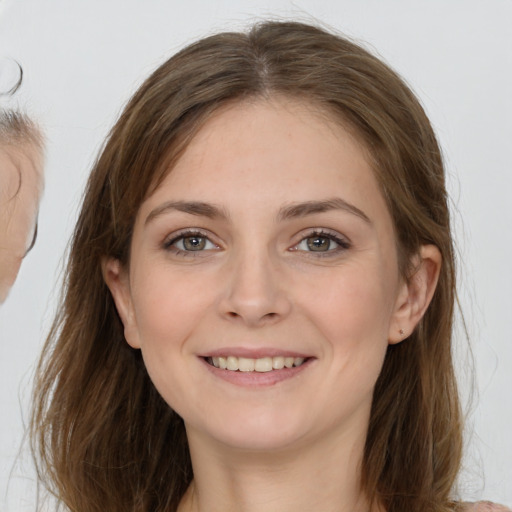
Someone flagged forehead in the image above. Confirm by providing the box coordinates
[141,98,386,218]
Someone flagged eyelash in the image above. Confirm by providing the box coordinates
[291,230,351,257]
[163,229,218,257]
[162,229,351,257]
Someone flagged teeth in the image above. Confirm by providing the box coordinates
[254,357,273,372]
[227,356,238,371]
[209,356,306,372]
[238,357,255,372]
[272,356,285,369]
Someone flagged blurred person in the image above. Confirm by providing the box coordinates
[0,108,44,303]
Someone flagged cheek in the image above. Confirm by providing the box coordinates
[298,262,396,390]
[132,290,223,433]
[129,265,215,401]
[301,262,395,343]
[132,265,211,347]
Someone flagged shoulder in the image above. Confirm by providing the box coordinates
[463,502,512,512]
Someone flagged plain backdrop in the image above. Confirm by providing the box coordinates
[0,0,510,510]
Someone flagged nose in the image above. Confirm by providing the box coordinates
[218,248,292,327]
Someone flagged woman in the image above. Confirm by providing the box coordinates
[30,21,509,512]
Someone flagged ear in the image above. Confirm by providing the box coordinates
[388,244,442,344]
[101,257,141,349]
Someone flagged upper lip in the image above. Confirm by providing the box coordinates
[200,347,312,359]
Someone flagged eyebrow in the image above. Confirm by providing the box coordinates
[277,198,371,224]
[145,201,229,225]
[145,197,371,226]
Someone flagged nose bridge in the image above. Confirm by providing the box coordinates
[219,240,290,325]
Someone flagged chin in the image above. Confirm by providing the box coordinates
[186,409,312,453]
[212,430,305,453]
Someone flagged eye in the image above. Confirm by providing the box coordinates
[164,231,218,253]
[292,231,350,255]
[300,235,334,252]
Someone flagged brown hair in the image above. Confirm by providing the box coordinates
[31,20,462,512]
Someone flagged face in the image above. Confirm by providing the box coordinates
[106,98,422,453]
[0,143,42,303]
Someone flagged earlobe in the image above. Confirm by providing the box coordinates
[101,257,141,349]
[388,244,442,344]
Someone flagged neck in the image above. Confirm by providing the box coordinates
[179,425,379,512]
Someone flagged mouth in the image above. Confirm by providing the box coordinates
[205,355,309,372]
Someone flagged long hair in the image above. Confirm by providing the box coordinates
[31,21,462,512]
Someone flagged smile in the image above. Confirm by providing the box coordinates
[207,356,307,372]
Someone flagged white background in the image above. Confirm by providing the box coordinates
[0,0,510,510]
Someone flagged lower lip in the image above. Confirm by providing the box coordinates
[200,357,313,387]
